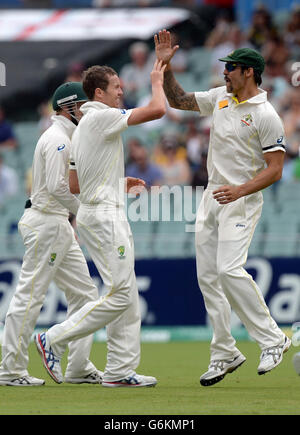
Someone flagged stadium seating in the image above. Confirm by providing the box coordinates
[1,117,300,260]
[187,47,212,91]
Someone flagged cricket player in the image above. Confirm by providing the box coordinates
[154,30,291,386]
[0,82,103,386]
[35,60,166,387]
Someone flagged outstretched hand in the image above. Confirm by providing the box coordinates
[154,29,179,66]
[150,59,167,86]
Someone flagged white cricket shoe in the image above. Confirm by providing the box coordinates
[0,375,45,386]
[35,332,63,384]
[102,373,157,388]
[200,354,246,386]
[292,352,300,375]
[64,369,103,384]
[258,336,291,375]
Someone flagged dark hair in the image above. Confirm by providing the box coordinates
[240,65,262,86]
[82,65,117,100]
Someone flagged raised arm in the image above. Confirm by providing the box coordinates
[127,59,167,125]
[154,29,199,112]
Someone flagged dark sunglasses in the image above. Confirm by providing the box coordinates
[225,62,242,72]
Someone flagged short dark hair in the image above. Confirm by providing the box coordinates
[240,65,262,86]
[82,65,117,100]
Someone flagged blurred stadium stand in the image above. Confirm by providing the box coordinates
[0,119,299,259]
[0,0,299,261]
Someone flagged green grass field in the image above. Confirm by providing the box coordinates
[0,341,299,415]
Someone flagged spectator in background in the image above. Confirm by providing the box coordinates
[247,5,278,50]
[183,117,209,173]
[65,62,85,83]
[37,102,53,134]
[293,155,300,181]
[125,137,144,166]
[204,10,232,49]
[284,5,300,60]
[261,35,290,79]
[281,149,299,182]
[281,87,300,155]
[0,107,18,151]
[126,144,163,189]
[261,76,283,111]
[138,90,183,136]
[192,150,208,189]
[0,155,18,210]
[120,42,153,108]
[154,135,191,186]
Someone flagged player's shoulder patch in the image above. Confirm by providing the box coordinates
[120,109,127,114]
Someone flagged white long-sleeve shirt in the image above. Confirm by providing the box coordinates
[70,101,132,207]
[30,115,80,217]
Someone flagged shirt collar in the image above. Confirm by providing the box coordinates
[227,88,267,105]
[51,115,76,138]
[80,101,110,114]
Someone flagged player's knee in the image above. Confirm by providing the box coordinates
[108,284,132,310]
[217,262,240,282]
[111,266,135,293]
[197,266,216,287]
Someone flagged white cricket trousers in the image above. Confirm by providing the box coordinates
[0,208,98,380]
[195,186,285,361]
[47,204,141,382]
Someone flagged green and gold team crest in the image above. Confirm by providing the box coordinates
[48,252,57,266]
[240,113,253,127]
[118,245,126,259]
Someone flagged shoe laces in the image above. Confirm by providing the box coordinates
[208,360,226,371]
[12,377,30,385]
[40,333,60,370]
[123,375,140,385]
[45,347,60,370]
[260,346,282,361]
[85,371,102,381]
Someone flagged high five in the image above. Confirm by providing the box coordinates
[155,29,290,387]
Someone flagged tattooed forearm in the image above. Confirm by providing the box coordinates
[164,70,199,111]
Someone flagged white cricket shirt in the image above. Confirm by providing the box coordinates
[30,115,80,217]
[194,86,286,186]
[70,101,132,206]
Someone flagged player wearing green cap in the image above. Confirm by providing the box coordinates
[154,30,290,386]
[0,82,103,386]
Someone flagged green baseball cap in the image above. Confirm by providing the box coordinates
[52,82,87,111]
[219,48,265,75]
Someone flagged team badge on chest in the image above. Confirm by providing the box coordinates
[240,113,253,127]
